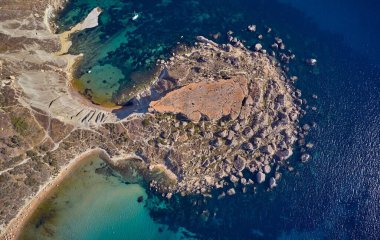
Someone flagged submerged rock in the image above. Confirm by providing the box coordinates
[306,58,317,66]
[254,43,263,51]
[227,188,236,196]
[248,25,256,32]
[256,172,266,184]
[269,177,277,188]
[301,153,311,162]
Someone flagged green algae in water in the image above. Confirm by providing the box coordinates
[19,156,191,240]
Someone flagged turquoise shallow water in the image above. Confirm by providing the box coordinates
[20,157,192,240]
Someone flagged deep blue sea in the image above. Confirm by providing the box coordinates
[23,0,380,239]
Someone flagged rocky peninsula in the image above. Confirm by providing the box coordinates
[0,1,309,239]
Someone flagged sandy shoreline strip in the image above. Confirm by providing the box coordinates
[2,148,109,240]
[65,54,122,111]
[58,7,122,110]
[56,7,103,56]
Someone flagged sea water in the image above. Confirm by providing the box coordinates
[19,156,192,240]
[22,0,380,239]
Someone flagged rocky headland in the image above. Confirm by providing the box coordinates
[0,1,312,239]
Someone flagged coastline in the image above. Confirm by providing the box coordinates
[2,148,109,240]
[0,0,306,237]
[55,7,103,56]
[65,54,122,111]
[0,2,127,236]
[9,3,120,128]
[56,7,122,110]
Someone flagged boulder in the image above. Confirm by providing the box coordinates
[303,124,311,131]
[234,155,246,172]
[269,177,277,188]
[306,58,317,66]
[252,137,261,146]
[217,192,226,199]
[256,172,266,184]
[242,127,254,138]
[245,96,254,106]
[211,138,223,147]
[289,112,298,121]
[254,43,263,51]
[260,145,274,155]
[229,175,239,183]
[232,123,241,132]
[306,143,314,149]
[204,176,214,185]
[271,43,279,50]
[263,165,271,174]
[202,131,213,139]
[275,94,285,106]
[217,130,228,138]
[247,25,256,32]
[227,188,236,195]
[301,153,311,162]
[275,148,293,160]
[241,142,254,151]
[196,36,218,47]
[227,130,235,141]
[227,138,238,147]
[241,178,247,185]
[274,172,282,181]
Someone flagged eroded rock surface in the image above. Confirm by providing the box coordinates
[149,75,248,122]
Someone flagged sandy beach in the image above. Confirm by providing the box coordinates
[1,148,109,240]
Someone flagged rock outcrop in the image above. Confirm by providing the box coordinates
[149,75,248,122]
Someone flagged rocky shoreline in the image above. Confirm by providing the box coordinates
[0,1,315,238]
[121,36,302,196]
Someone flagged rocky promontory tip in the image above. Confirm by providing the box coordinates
[118,35,302,196]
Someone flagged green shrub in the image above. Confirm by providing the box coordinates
[10,116,28,135]
[142,118,151,126]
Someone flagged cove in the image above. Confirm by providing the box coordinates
[19,156,193,240]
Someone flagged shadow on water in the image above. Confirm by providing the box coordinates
[54,0,380,239]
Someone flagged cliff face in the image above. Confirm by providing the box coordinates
[0,0,302,236]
